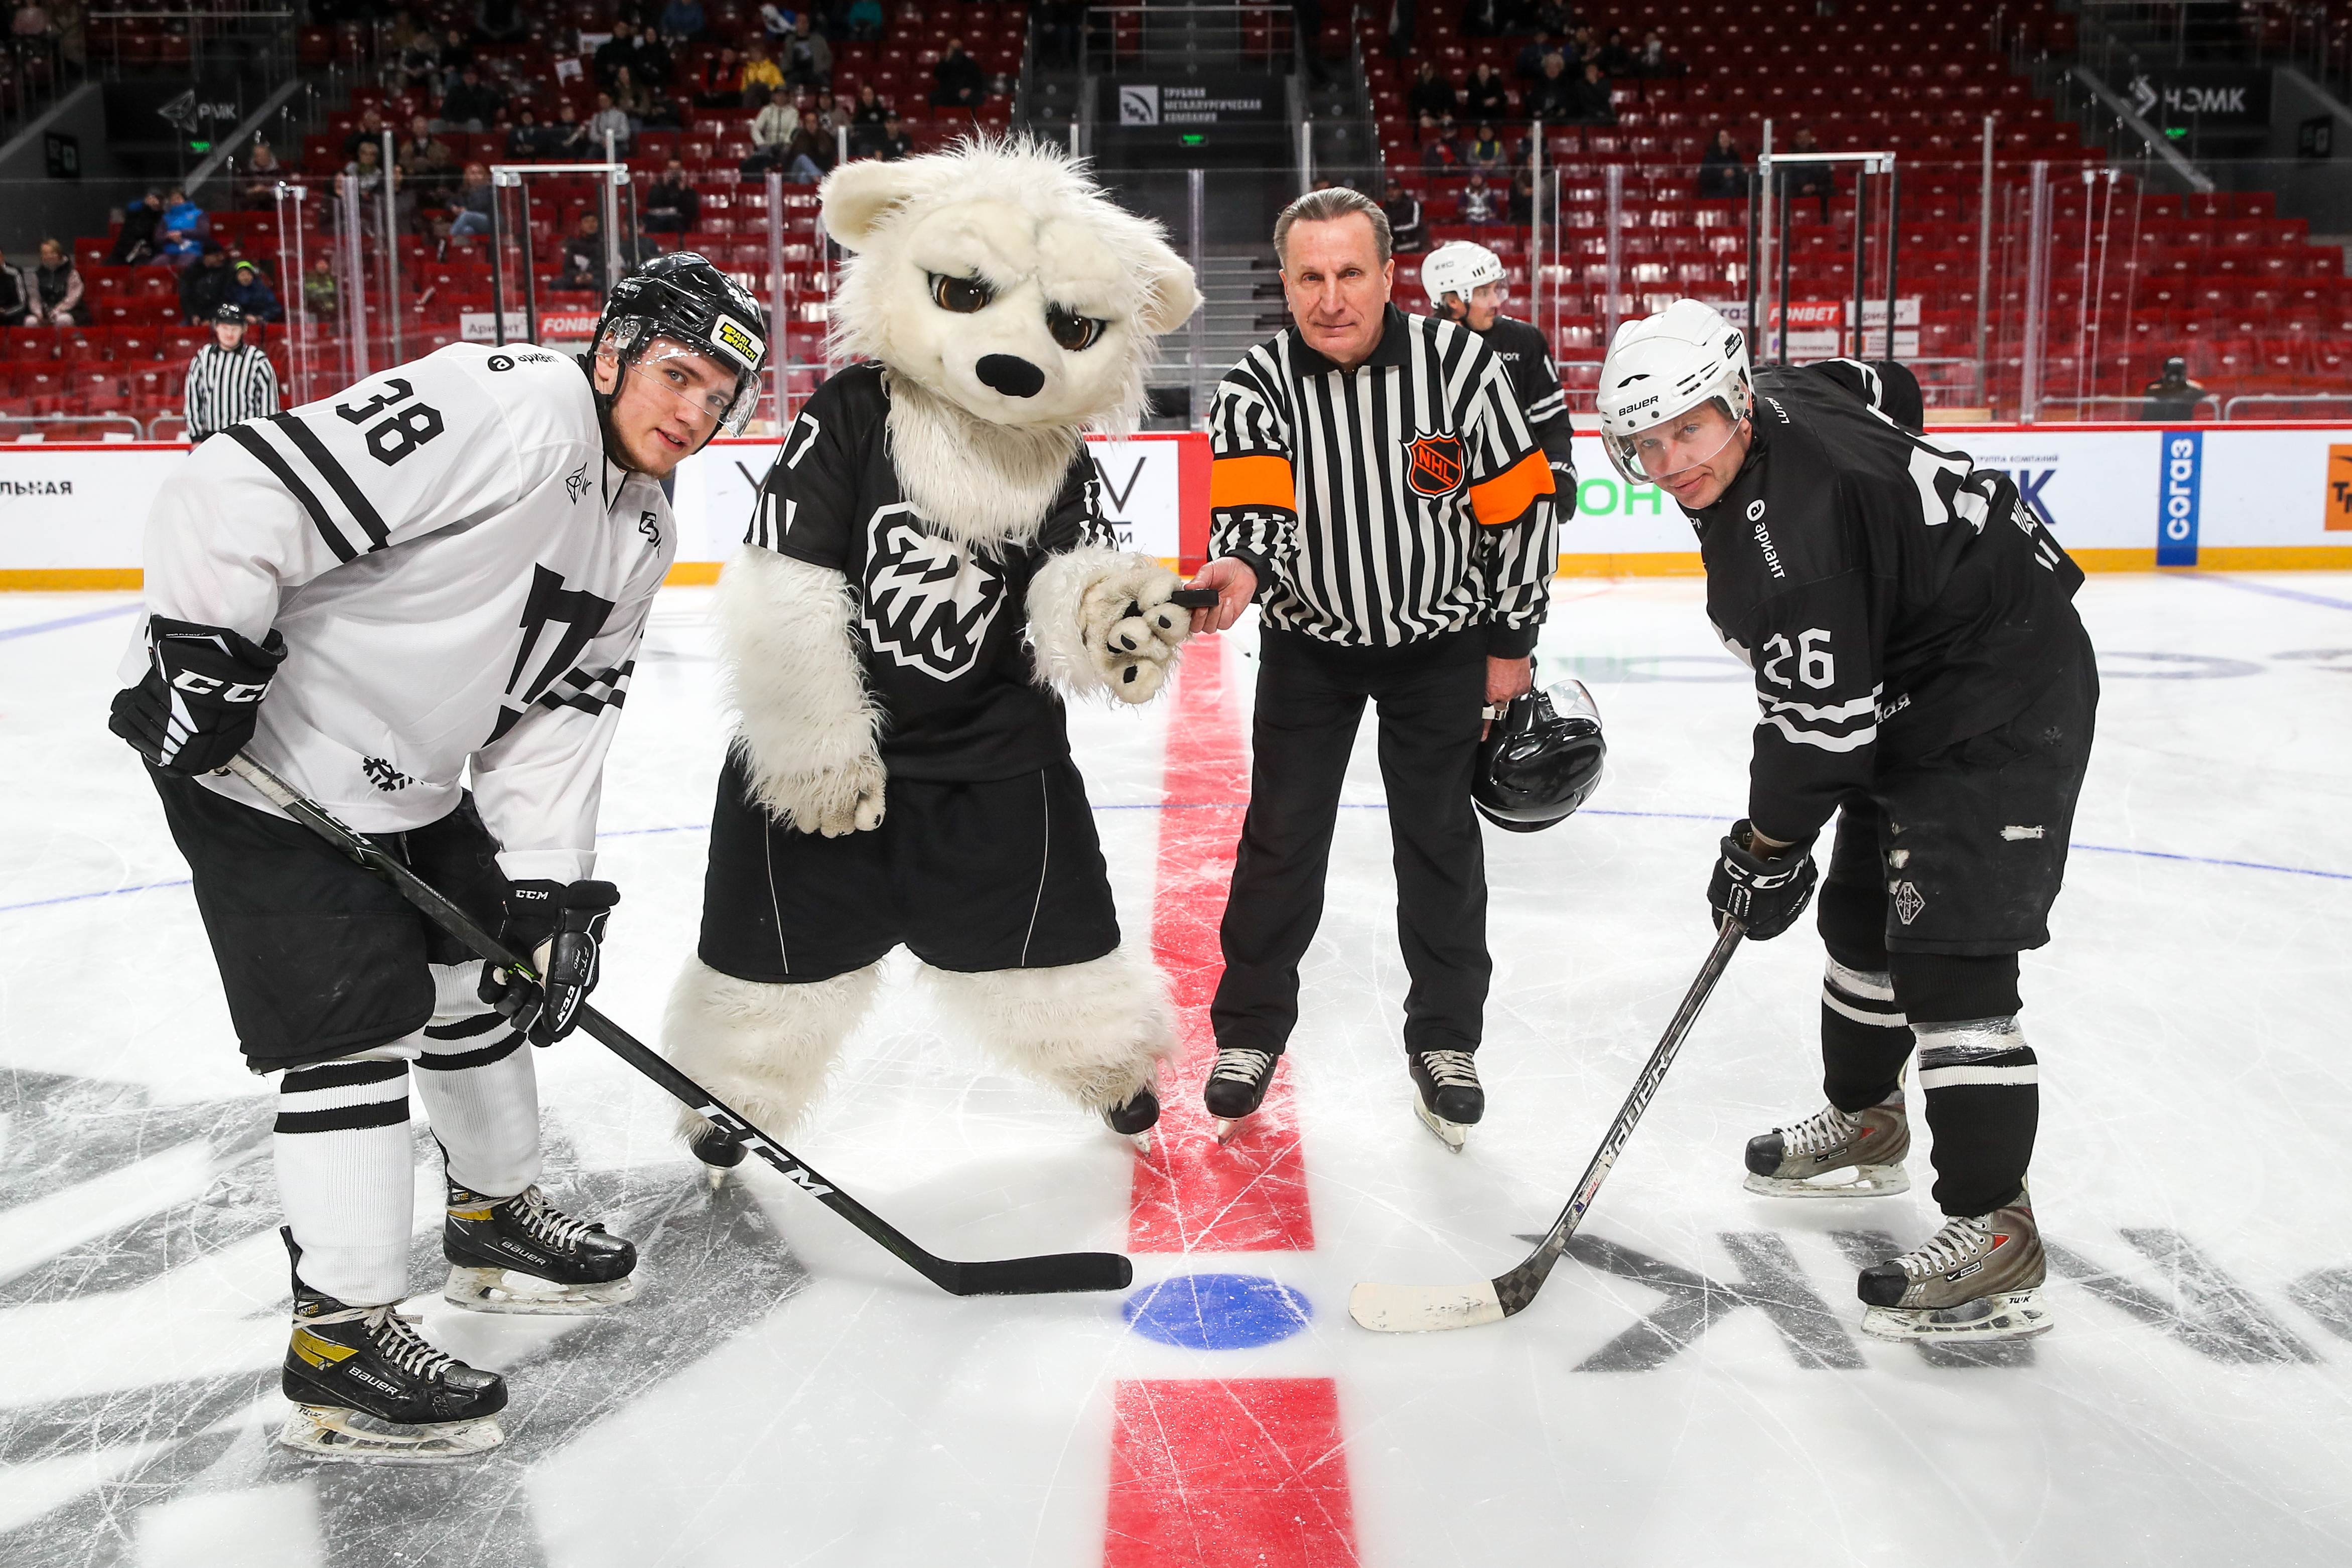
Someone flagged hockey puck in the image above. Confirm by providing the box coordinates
[1168,587,1219,610]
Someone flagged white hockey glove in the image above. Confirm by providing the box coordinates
[1080,561,1192,704]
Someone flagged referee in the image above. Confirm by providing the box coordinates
[1184,187,1557,1148]
[183,302,282,444]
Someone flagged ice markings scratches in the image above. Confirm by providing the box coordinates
[0,1069,267,1214]
[2046,1230,2318,1365]
[1532,1232,1864,1372]
[1829,1231,2037,1368]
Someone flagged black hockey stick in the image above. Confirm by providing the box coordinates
[222,753,1133,1299]
[1348,919,1744,1331]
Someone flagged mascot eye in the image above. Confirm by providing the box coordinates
[1046,307,1105,352]
[930,273,994,313]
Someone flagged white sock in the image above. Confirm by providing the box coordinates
[411,962,542,1199]
[273,1057,415,1307]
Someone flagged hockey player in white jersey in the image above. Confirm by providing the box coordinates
[105,253,771,1461]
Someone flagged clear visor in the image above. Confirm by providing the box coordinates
[1544,677,1600,726]
[1603,397,1744,487]
[623,334,756,437]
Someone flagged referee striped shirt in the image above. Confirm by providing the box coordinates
[183,343,282,443]
[1208,305,1558,656]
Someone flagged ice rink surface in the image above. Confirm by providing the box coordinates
[3,571,2350,1567]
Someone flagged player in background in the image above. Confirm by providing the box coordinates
[1421,240,1578,518]
[1595,301,2095,1343]
[105,254,771,1460]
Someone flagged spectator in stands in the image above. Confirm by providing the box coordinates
[1418,116,1458,172]
[1526,50,1576,120]
[1571,60,1614,123]
[1465,121,1507,175]
[783,13,830,89]
[179,243,236,323]
[234,140,287,211]
[450,163,496,236]
[1406,60,1455,125]
[436,26,474,88]
[158,189,209,268]
[1696,126,1744,199]
[595,20,642,87]
[691,46,741,107]
[109,189,165,265]
[2140,355,2208,420]
[1463,63,1507,121]
[642,80,684,128]
[396,114,459,204]
[396,27,442,94]
[1638,30,1680,75]
[1381,179,1425,254]
[1514,30,1554,79]
[809,89,851,164]
[20,239,80,327]
[184,304,283,444]
[343,106,388,161]
[931,37,984,109]
[877,109,912,161]
[739,40,784,100]
[475,0,526,43]
[642,158,700,233]
[852,82,887,125]
[557,213,607,293]
[439,65,506,132]
[658,0,705,41]
[1597,28,1633,75]
[1508,168,1537,223]
[225,259,284,323]
[0,249,27,324]
[1532,0,1572,32]
[549,101,597,158]
[505,106,549,157]
[745,91,800,171]
[1779,126,1832,221]
[629,25,671,86]
[846,0,884,40]
[609,68,652,129]
[1459,172,1499,225]
[303,255,337,319]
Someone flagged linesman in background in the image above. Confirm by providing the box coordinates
[183,302,283,444]
[1420,239,1577,510]
[1184,187,1558,1150]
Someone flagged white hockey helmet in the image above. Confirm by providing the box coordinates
[1595,298,1753,485]
[1422,240,1505,311]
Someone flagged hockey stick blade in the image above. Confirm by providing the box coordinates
[1348,920,1745,1333]
[223,753,1135,1301]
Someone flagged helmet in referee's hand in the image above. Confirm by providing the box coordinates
[1473,679,1606,833]
[1595,298,1752,485]
[1422,241,1504,316]
[593,251,772,442]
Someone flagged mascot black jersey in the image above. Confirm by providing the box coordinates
[1684,361,2087,845]
[745,362,1112,780]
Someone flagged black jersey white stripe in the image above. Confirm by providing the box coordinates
[1207,307,1557,654]
[183,343,281,443]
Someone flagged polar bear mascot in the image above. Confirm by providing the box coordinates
[665,139,1204,1172]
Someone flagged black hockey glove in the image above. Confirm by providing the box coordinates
[479,880,620,1045]
[1707,819,1818,940]
[107,616,287,776]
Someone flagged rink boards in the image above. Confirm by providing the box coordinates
[6,422,2352,588]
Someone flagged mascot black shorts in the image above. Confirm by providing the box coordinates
[1821,633,2099,959]
[149,770,508,1072]
[697,752,1122,983]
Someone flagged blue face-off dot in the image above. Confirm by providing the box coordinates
[1122,1273,1313,1349]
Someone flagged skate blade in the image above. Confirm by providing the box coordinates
[1413,1099,1468,1153]
[1212,1117,1244,1146]
[444,1264,641,1316]
[1861,1288,2053,1343]
[706,1166,728,1191]
[1743,1163,1909,1199]
[277,1403,504,1464]
[1130,1130,1152,1155]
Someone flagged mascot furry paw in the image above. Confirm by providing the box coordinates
[667,139,1203,1164]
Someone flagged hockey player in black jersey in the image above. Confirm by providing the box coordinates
[1596,300,2095,1343]
[1422,240,1578,510]
[106,254,772,1459]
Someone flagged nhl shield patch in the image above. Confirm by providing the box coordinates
[1405,433,1467,497]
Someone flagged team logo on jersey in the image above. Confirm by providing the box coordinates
[566,462,590,504]
[1405,433,1467,497]
[863,509,1005,681]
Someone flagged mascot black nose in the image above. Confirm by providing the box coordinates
[976,354,1046,398]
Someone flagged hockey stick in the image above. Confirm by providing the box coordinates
[1348,918,1745,1332]
[222,753,1134,1299]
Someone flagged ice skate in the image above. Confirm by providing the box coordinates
[1408,1050,1483,1153]
[443,1180,640,1315]
[1204,1047,1279,1144]
[1743,1089,1910,1198]
[1858,1201,2052,1342]
[688,1120,748,1189]
[1103,1084,1161,1153]
[278,1233,506,1464]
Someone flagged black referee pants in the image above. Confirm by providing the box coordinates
[1212,626,1489,1060]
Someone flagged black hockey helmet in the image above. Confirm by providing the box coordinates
[591,251,771,444]
[211,302,247,327]
[1472,679,1606,833]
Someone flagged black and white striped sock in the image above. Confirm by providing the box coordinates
[1820,957,1914,1113]
[273,1057,414,1307]
[1915,1016,2039,1216]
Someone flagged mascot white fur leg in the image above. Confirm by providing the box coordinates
[664,958,883,1183]
[923,943,1178,1151]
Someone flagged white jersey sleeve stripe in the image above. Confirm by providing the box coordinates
[271,412,392,550]
[221,423,361,562]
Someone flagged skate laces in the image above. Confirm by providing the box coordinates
[506,1185,598,1251]
[1210,1048,1274,1085]
[307,1303,458,1382]
[1893,1214,1996,1279]
[1781,1103,1860,1158]
[1417,1050,1480,1088]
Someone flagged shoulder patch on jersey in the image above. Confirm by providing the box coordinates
[1405,432,1467,497]
[565,463,589,504]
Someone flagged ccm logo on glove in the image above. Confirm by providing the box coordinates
[1707,819,1818,940]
